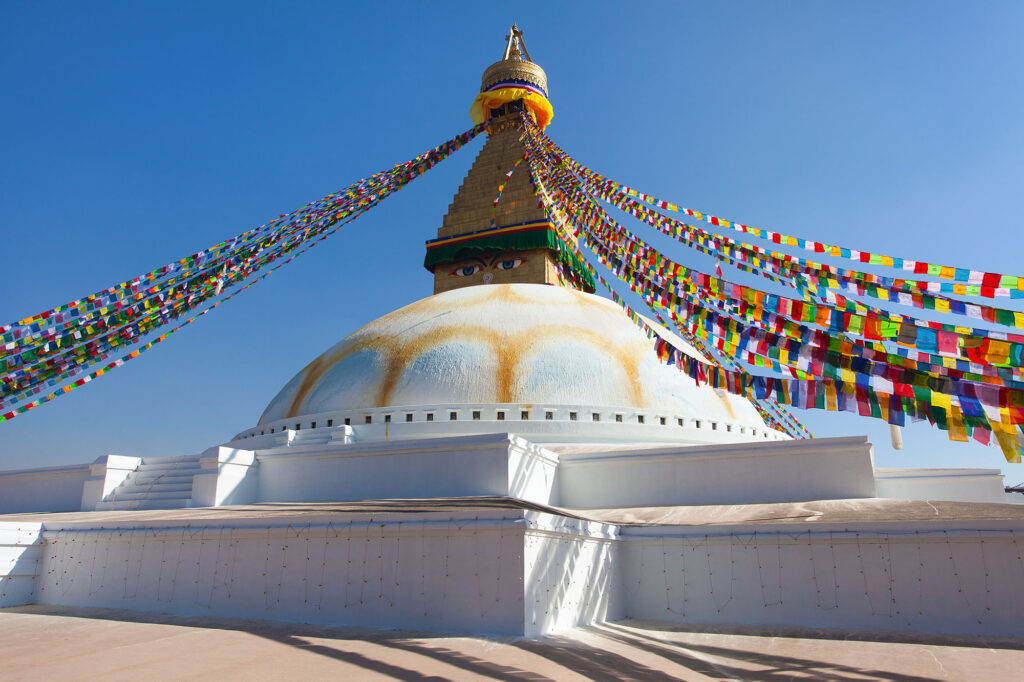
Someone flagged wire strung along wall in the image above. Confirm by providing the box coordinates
[624,526,1023,631]
[3,516,1023,635]
[26,513,618,634]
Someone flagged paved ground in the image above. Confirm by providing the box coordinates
[1,606,1021,681]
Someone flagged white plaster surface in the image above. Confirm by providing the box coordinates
[556,435,877,508]
[237,403,786,447]
[0,522,42,607]
[192,446,259,507]
[24,508,617,636]
[620,523,1024,637]
[522,514,623,635]
[4,497,1024,638]
[258,284,767,432]
[875,467,1008,503]
[80,455,142,511]
[0,464,90,514]
[257,433,559,506]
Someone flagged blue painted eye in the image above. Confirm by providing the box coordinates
[451,265,482,277]
[496,258,524,270]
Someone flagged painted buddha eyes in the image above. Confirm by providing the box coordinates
[449,257,527,277]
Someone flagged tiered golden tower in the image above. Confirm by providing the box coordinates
[424,25,593,295]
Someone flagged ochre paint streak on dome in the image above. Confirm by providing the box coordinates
[719,391,738,419]
[259,284,767,429]
[285,319,644,417]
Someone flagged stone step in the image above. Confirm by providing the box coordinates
[134,464,200,473]
[141,455,201,464]
[133,470,200,480]
[109,487,194,501]
[140,454,201,463]
[124,478,195,488]
[109,491,193,502]
[289,432,332,444]
[94,498,192,511]
[119,480,193,490]
[137,461,201,472]
[130,472,198,485]
[128,479,197,491]
[128,477,193,486]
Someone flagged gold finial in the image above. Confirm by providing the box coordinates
[502,23,532,62]
[480,24,548,97]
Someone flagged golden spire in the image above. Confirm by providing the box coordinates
[432,27,587,294]
[480,24,548,98]
[502,23,531,61]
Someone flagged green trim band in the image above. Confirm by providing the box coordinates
[423,225,595,291]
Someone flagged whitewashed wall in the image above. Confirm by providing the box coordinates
[558,436,876,508]
[257,434,558,506]
[0,522,42,607]
[875,468,1008,503]
[621,522,1024,637]
[33,512,529,635]
[0,465,90,514]
[523,513,623,635]
[13,510,1024,638]
[27,509,626,636]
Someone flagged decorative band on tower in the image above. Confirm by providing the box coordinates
[423,221,596,291]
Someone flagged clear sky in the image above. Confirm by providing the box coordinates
[2,1,1022,482]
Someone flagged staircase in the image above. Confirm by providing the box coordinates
[94,454,201,511]
[284,428,333,448]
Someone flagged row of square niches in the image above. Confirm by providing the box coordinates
[246,410,778,440]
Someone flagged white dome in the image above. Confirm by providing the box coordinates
[259,284,768,431]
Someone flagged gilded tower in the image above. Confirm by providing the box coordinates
[424,25,594,295]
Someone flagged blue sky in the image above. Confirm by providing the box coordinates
[1,2,1022,481]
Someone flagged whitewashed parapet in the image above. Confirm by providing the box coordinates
[80,455,141,510]
[0,463,90,514]
[558,435,876,508]
[620,523,1024,637]
[875,468,1007,504]
[0,522,43,607]
[230,403,789,447]
[256,432,559,505]
[32,511,534,635]
[192,446,258,507]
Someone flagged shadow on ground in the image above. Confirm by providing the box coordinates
[4,605,1022,680]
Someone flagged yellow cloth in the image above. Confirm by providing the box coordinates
[469,87,554,129]
[995,431,1023,463]
[947,406,968,442]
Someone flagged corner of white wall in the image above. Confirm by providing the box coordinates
[192,446,258,507]
[80,455,142,510]
[507,436,560,505]
[0,522,43,607]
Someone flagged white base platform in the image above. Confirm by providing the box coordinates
[0,431,1011,515]
[1,502,620,637]
[0,429,1019,638]
[3,498,1024,637]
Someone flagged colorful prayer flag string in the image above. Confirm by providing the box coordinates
[576,168,1024,299]
[0,123,486,419]
[519,114,1023,462]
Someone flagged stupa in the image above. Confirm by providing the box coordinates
[1,26,1022,639]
